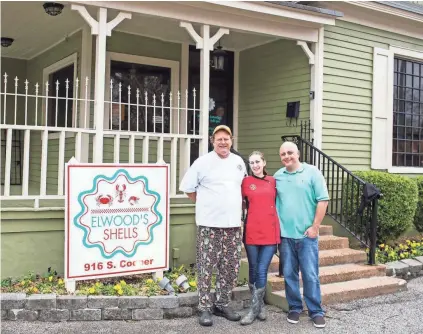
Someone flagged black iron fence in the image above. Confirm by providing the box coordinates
[280,131,381,266]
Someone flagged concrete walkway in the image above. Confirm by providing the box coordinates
[2,277,423,334]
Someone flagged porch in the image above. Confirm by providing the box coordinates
[1,1,334,209]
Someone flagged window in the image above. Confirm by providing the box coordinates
[393,57,423,167]
[109,61,171,132]
[42,53,77,130]
[105,53,179,134]
[371,47,423,173]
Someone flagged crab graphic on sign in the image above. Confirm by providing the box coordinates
[74,169,162,259]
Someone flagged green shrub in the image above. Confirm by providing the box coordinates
[348,171,418,244]
[413,176,423,233]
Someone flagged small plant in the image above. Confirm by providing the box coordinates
[375,237,423,264]
[413,176,423,233]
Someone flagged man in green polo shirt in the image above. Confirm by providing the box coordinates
[274,141,329,329]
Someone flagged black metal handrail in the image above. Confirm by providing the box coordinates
[278,132,381,266]
[1,129,22,186]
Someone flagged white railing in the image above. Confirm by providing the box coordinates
[0,73,201,208]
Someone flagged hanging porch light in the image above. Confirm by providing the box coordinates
[211,40,227,71]
[43,2,64,16]
[1,38,14,48]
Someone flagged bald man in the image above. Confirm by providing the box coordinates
[274,141,329,329]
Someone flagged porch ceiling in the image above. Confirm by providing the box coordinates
[1,1,280,60]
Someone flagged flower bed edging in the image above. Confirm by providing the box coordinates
[385,256,423,280]
[0,287,251,322]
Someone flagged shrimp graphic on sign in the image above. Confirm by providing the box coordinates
[65,164,169,283]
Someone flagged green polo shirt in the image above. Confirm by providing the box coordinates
[274,163,329,239]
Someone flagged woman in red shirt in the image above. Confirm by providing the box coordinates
[240,151,281,326]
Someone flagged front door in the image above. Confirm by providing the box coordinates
[188,46,234,163]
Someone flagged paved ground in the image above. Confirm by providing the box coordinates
[2,277,423,334]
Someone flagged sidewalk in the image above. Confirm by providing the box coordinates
[2,276,423,334]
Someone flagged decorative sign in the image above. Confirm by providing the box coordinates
[65,163,169,281]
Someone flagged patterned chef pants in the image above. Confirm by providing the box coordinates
[196,226,242,312]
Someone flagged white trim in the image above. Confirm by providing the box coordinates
[42,53,78,139]
[348,1,423,23]
[297,41,315,65]
[76,1,320,42]
[179,42,190,182]
[233,50,239,150]
[28,29,82,61]
[79,25,93,162]
[390,46,423,62]
[388,167,423,174]
[104,52,180,130]
[318,1,423,41]
[311,27,324,150]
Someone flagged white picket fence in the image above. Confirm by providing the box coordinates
[0,73,202,207]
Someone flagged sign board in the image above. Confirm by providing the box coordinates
[65,163,169,281]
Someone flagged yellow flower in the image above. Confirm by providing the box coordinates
[32,287,39,293]
[189,281,197,288]
[117,289,123,295]
[400,253,405,258]
[48,276,53,282]
[95,282,101,288]
[88,287,96,294]
[20,280,26,286]
[58,279,64,285]
[417,243,421,247]
[120,280,126,286]
[379,244,385,248]
[412,250,417,254]
[406,240,411,244]
[145,279,154,284]
[114,284,121,291]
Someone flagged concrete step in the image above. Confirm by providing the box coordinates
[270,276,407,309]
[241,226,336,257]
[318,235,349,250]
[267,263,386,291]
[242,247,365,274]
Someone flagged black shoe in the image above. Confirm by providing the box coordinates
[312,315,326,328]
[199,310,213,327]
[287,311,300,324]
[212,305,241,321]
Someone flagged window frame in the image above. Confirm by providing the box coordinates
[42,53,78,140]
[388,46,423,174]
[104,52,180,136]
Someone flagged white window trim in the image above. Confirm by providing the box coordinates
[42,53,78,140]
[387,46,423,174]
[104,52,180,132]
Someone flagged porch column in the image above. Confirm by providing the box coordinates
[71,5,131,163]
[180,22,229,155]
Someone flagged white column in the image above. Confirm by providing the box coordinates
[199,25,211,155]
[233,50,240,150]
[180,22,229,156]
[71,5,131,163]
[79,26,92,163]
[310,27,324,150]
[92,8,108,163]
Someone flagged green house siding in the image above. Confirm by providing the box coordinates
[322,21,423,171]
[1,200,195,278]
[238,40,311,173]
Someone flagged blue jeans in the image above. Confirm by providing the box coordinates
[280,237,324,318]
[245,244,277,289]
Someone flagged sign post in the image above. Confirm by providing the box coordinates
[65,162,169,291]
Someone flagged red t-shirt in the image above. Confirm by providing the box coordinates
[241,175,281,245]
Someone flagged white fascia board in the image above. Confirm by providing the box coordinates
[74,1,319,42]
